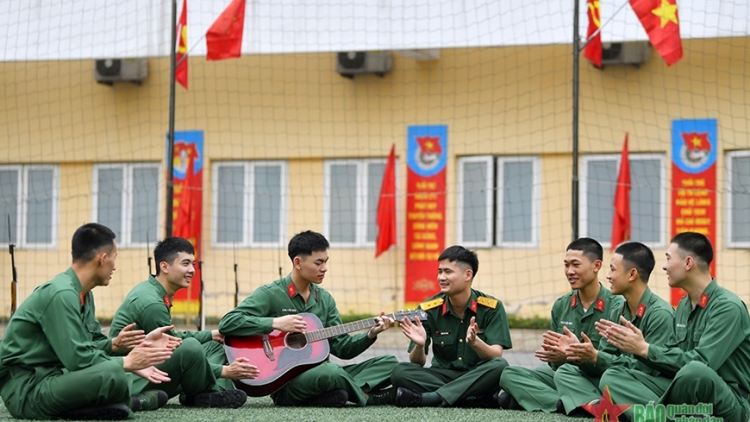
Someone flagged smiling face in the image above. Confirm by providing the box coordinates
[564,249,600,291]
[160,251,196,293]
[663,242,689,288]
[95,243,118,287]
[295,250,329,285]
[607,253,635,295]
[437,259,472,298]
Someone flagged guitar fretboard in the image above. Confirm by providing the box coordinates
[304,312,405,342]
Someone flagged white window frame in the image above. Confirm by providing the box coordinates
[91,162,162,249]
[456,156,494,248]
[323,158,390,248]
[1,165,59,249]
[580,153,667,249]
[211,160,288,248]
[726,150,750,248]
[496,156,541,248]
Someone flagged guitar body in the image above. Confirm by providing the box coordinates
[224,313,329,397]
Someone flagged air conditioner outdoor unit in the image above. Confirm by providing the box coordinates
[94,59,148,85]
[336,51,392,78]
[600,42,651,67]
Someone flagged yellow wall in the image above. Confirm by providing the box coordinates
[1,38,749,319]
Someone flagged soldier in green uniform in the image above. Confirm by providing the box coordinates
[0,223,176,420]
[109,237,251,407]
[598,232,750,422]
[390,245,512,408]
[498,237,624,412]
[553,241,673,415]
[218,230,398,407]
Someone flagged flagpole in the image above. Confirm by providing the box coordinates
[579,0,631,51]
[572,0,581,240]
[166,0,177,238]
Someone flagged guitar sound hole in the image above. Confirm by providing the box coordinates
[285,332,308,350]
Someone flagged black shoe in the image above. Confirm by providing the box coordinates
[474,391,500,409]
[556,399,566,414]
[368,387,396,405]
[182,389,247,408]
[497,390,515,409]
[131,390,168,412]
[306,389,349,407]
[57,403,131,420]
[395,387,422,407]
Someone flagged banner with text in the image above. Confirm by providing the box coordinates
[405,125,447,307]
[671,119,717,306]
[168,131,204,314]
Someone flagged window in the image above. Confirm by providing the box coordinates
[212,161,288,247]
[726,150,750,247]
[92,163,160,248]
[324,159,394,247]
[0,165,59,248]
[456,156,541,248]
[581,154,666,248]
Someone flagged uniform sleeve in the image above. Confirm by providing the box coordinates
[326,295,376,360]
[218,288,275,336]
[548,299,563,371]
[640,301,745,375]
[581,306,627,376]
[39,291,122,371]
[84,295,114,354]
[482,301,512,350]
[137,303,214,343]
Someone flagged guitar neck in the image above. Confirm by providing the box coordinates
[304,312,401,342]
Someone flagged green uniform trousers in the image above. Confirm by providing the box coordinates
[390,357,508,405]
[203,340,233,391]
[272,355,397,407]
[554,364,603,414]
[0,360,131,420]
[602,362,750,422]
[499,364,557,412]
[130,337,220,399]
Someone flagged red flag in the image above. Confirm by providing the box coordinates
[611,134,631,251]
[175,0,188,89]
[584,0,602,67]
[629,0,683,65]
[206,0,246,61]
[376,145,397,257]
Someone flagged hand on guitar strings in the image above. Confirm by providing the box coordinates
[111,322,146,353]
[272,314,308,332]
[222,357,261,380]
[367,311,394,339]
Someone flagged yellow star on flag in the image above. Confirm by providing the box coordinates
[651,0,679,28]
[692,137,702,147]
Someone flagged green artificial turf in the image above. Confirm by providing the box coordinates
[0,396,591,422]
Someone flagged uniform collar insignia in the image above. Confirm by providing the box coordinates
[595,298,605,312]
[637,303,646,318]
[163,294,172,308]
[287,283,296,298]
[470,300,477,313]
[699,293,709,308]
[570,294,578,308]
[79,292,85,307]
[441,301,448,315]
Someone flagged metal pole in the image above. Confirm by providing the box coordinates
[572,0,581,241]
[166,0,177,238]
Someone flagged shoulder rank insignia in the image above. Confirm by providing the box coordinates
[420,298,444,311]
[477,296,498,309]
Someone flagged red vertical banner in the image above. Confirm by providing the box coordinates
[169,131,203,314]
[670,119,717,306]
[405,125,447,308]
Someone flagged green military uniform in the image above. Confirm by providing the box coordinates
[554,287,673,414]
[109,276,230,397]
[499,283,624,412]
[600,280,750,422]
[218,274,398,406]
[389,289,511,405]
[0,268,132,419]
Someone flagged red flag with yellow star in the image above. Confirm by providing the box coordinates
[175,0,188,88]
[630,0,683,65]
[584,0,602,67]
[206,0,246,60]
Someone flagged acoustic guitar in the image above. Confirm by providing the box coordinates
[224,309,427,396]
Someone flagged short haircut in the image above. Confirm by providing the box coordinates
[288,230,329,262]
[154,237,195,275]
[438,245,479,279]
[71,223,116,262]
[614,241,656,283]
[671,232,714,271]
[567,237,604,262]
